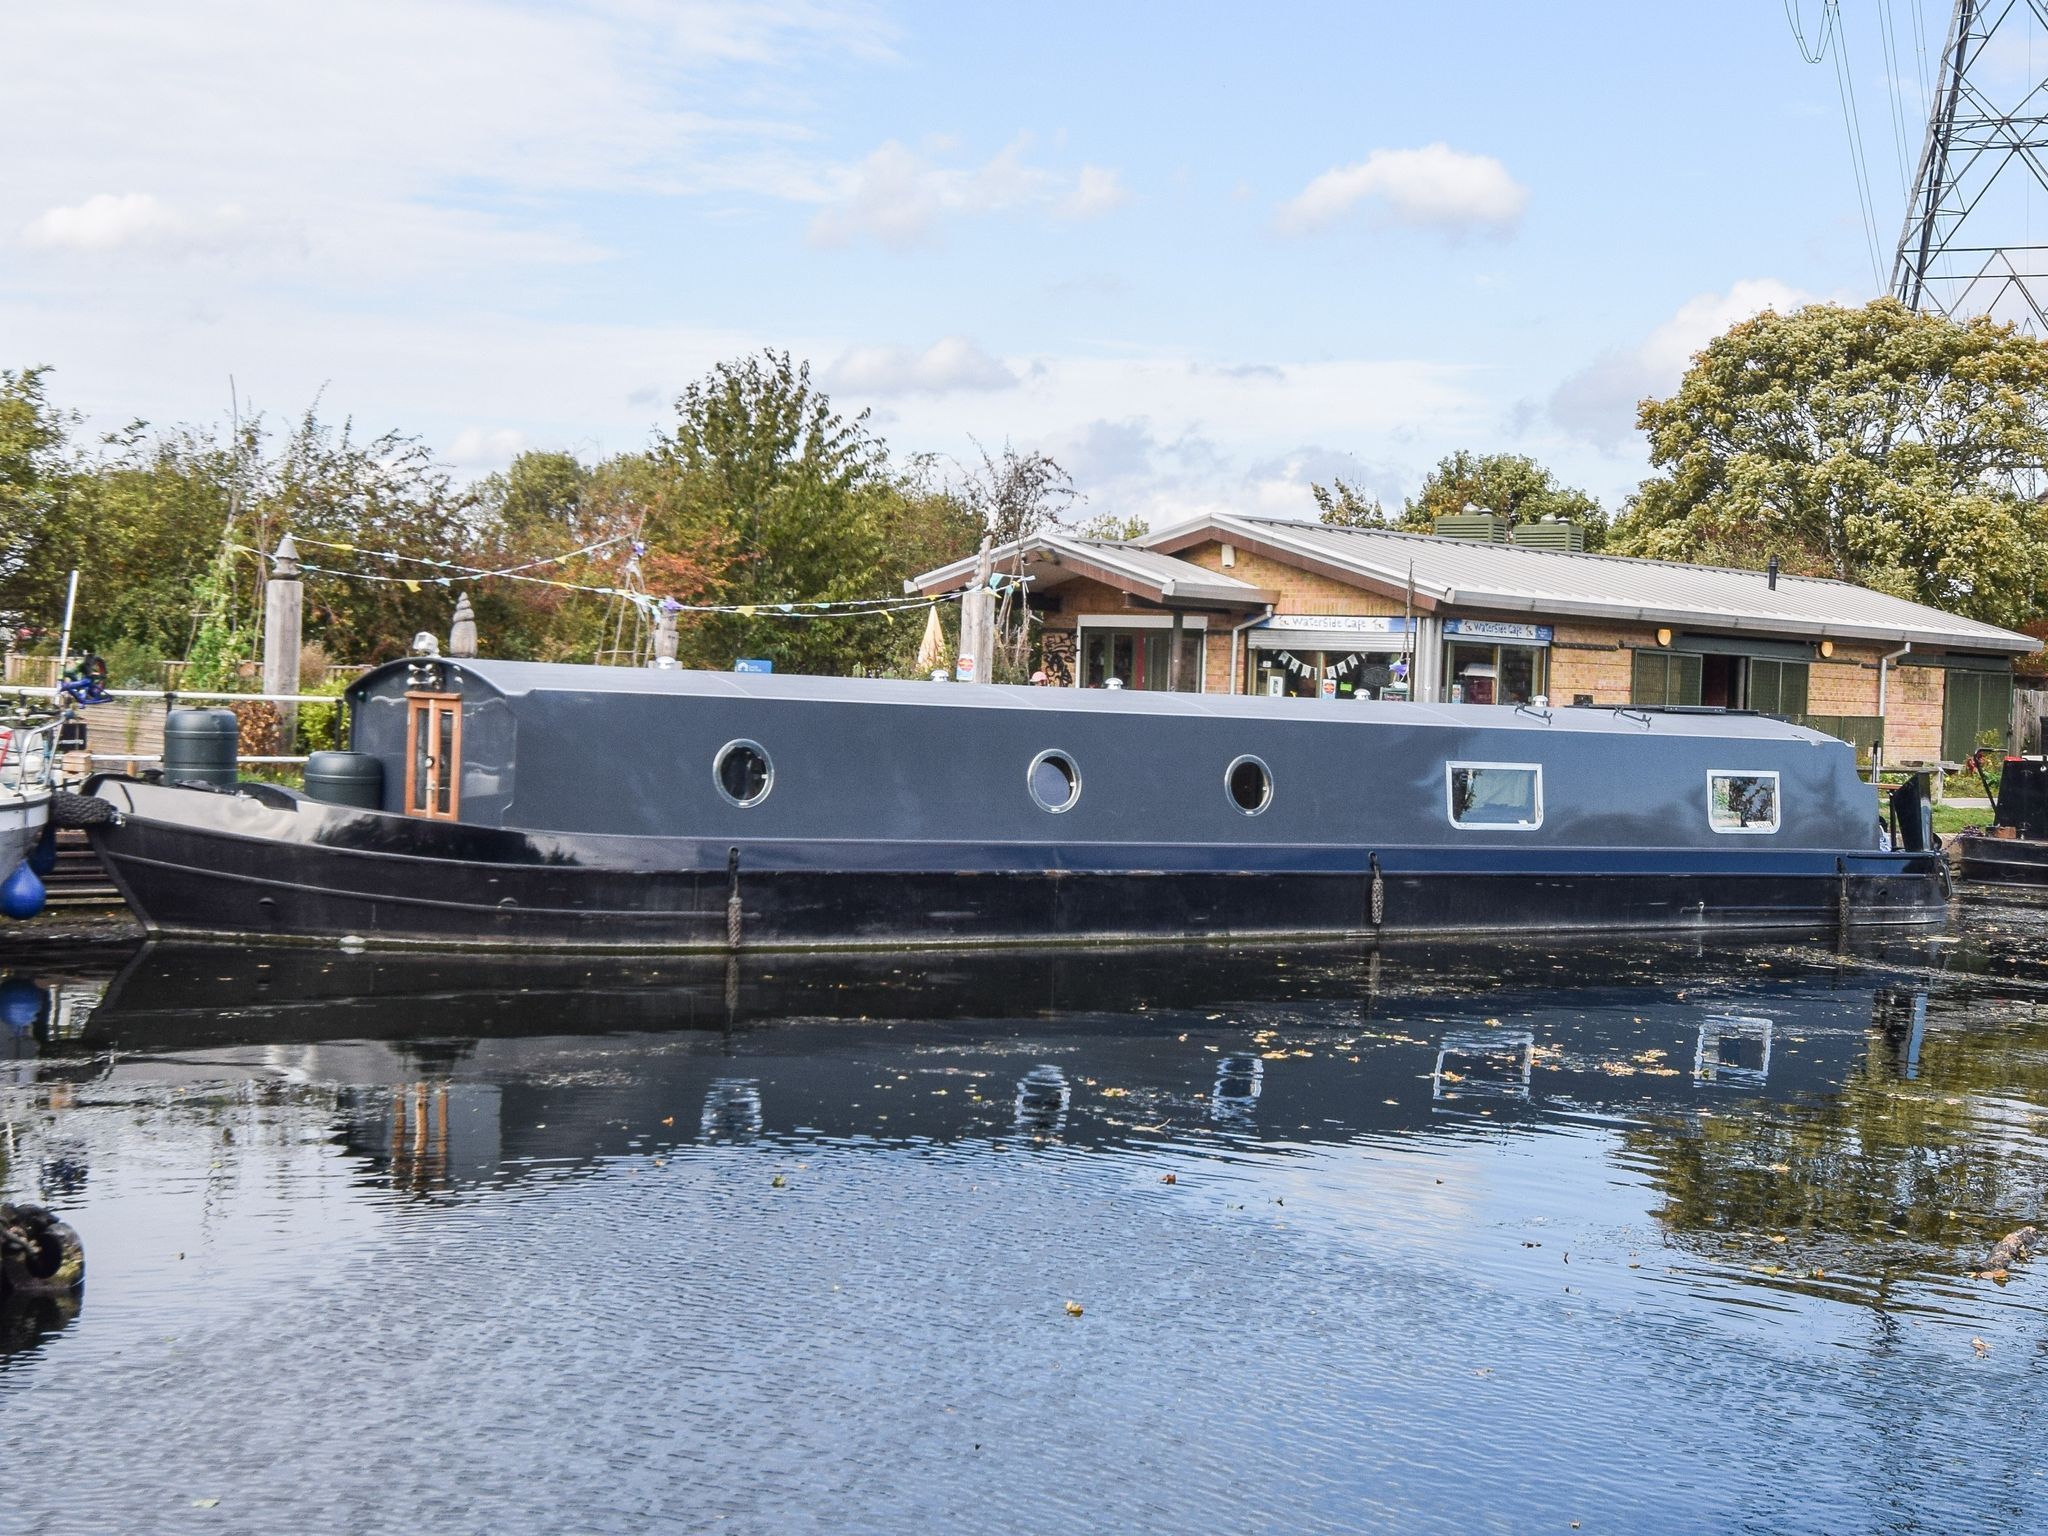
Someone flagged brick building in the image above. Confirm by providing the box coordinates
[909,513,2042,767]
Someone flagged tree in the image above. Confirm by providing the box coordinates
[954,440,1078,547]
[652,351,895,674]
[1071,509,1149,542]
[1311,476,1407,529]
[1610,299,2048,627]
[1403,451,1605,543]
[0,367,81,639]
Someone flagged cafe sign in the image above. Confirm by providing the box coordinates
[1262,614,1412,634]
[1443,619,1553,645]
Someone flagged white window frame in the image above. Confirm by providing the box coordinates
[1444,761,1544,831]
[1072,615,1207,691]
[1706,769,1781,835]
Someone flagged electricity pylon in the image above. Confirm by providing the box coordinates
[1893,0,2048,330]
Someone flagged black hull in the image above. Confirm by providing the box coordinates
[86,781,1949,952]
[1954,831,2048,887]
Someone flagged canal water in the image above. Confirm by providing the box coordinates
[6,905,2048,1534]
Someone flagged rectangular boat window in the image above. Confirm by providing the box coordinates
[1707,770,1779,833]
[1446,762,1543,830]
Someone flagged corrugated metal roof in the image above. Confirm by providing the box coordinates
[1154,515,2041,653]
[908,531,1268,608]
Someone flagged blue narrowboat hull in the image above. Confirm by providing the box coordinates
[85,779,1947,950]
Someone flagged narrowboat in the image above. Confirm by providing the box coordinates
[1952,755,2048,887]
[79,657,1949,950]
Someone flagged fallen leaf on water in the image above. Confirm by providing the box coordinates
[193,1500,220,1510]
[1064,1300,1084,1317]
[1768,1234,1788,1244]
[770,1174,787,1188]
[660,1116,674,1127]
[1972,1337,1990,1357]
[1160,1173,1177,1185]
[1100,1087,1129,1098]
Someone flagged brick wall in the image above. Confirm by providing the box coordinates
[1178,543,1407,617]
[1886,663,1946,762]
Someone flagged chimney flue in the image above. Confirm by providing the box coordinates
[1767,555,1780,591]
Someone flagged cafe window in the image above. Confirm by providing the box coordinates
[1707,771,1779,834]
[1256,648,1411,700]
[1446,762,1543,830]
[1446,643,1546,705]
[1080,626,1202,691]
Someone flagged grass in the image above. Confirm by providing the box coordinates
[1933,803,1991,835]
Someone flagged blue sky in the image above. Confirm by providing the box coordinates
[1,1,1978,524]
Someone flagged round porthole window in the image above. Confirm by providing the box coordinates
[1027,749,1081,813]
[714,739,773,807]
[1226,755,1272,815]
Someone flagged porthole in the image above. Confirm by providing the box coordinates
[1027,749,1081,813]
[714,739,773,807]
[1226,755,1272,815]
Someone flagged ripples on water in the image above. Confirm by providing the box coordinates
[6,899,2048,1534]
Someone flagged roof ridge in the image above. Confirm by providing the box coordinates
[1231,514,1878,590]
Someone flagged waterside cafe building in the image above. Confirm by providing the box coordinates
[909,513,2043,767]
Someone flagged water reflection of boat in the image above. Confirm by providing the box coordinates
[84,659,1949,949]
[3,938,1944,1180]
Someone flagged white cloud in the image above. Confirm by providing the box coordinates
[1278,143,1527,238]
[830,336,1018,396]
[1549,278,1813,448]
[2,1,878,280]
[1058,165,1130,221]
[808,137,1127,250]
[21,192,250,253]
[447,427,528,470]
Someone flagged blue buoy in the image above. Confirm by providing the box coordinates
[0,975,46,1034]
[1,860,46,921]
[27,820,57,877]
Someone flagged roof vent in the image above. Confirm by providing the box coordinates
[1433,511,1510,543]
[1509,520,1585,552]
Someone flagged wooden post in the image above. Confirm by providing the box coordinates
[449,592,478,658]
[653,601,679,667]
[262,533,302,751]
[958,536,994,683]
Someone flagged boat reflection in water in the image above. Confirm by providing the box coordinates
[8,929,2039,1289]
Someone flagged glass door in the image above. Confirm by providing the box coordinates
[405,693,462,820]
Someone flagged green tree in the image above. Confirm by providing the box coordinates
[1403,451,1605,543]
[652,351,894,674]
[1610,298,2048,627]
[1310,476,1409,529]
[0,366,81,641]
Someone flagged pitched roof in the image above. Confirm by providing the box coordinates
[906,530,1272,610]
[1147,515,2041,654]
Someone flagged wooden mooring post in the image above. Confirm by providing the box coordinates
[261,534,303,751]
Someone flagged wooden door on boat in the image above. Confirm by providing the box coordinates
[404,693,462,821]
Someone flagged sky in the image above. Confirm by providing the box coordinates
[0,1,1992,526]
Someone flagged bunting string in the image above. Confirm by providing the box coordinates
[236,540,1001,620]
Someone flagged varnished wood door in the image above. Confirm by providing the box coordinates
[404,693,462,820]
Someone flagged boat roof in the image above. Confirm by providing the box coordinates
[360,657,1843,743]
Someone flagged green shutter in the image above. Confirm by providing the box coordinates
[1633,651,1704,707]
[1943,668,2012,760]
[1632,650,1663,705]
[1749,660,1809,717]
[1672,652,1701,706]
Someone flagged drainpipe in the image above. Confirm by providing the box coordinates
[1875,641,1912,778]
[1229,605,1273,695]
